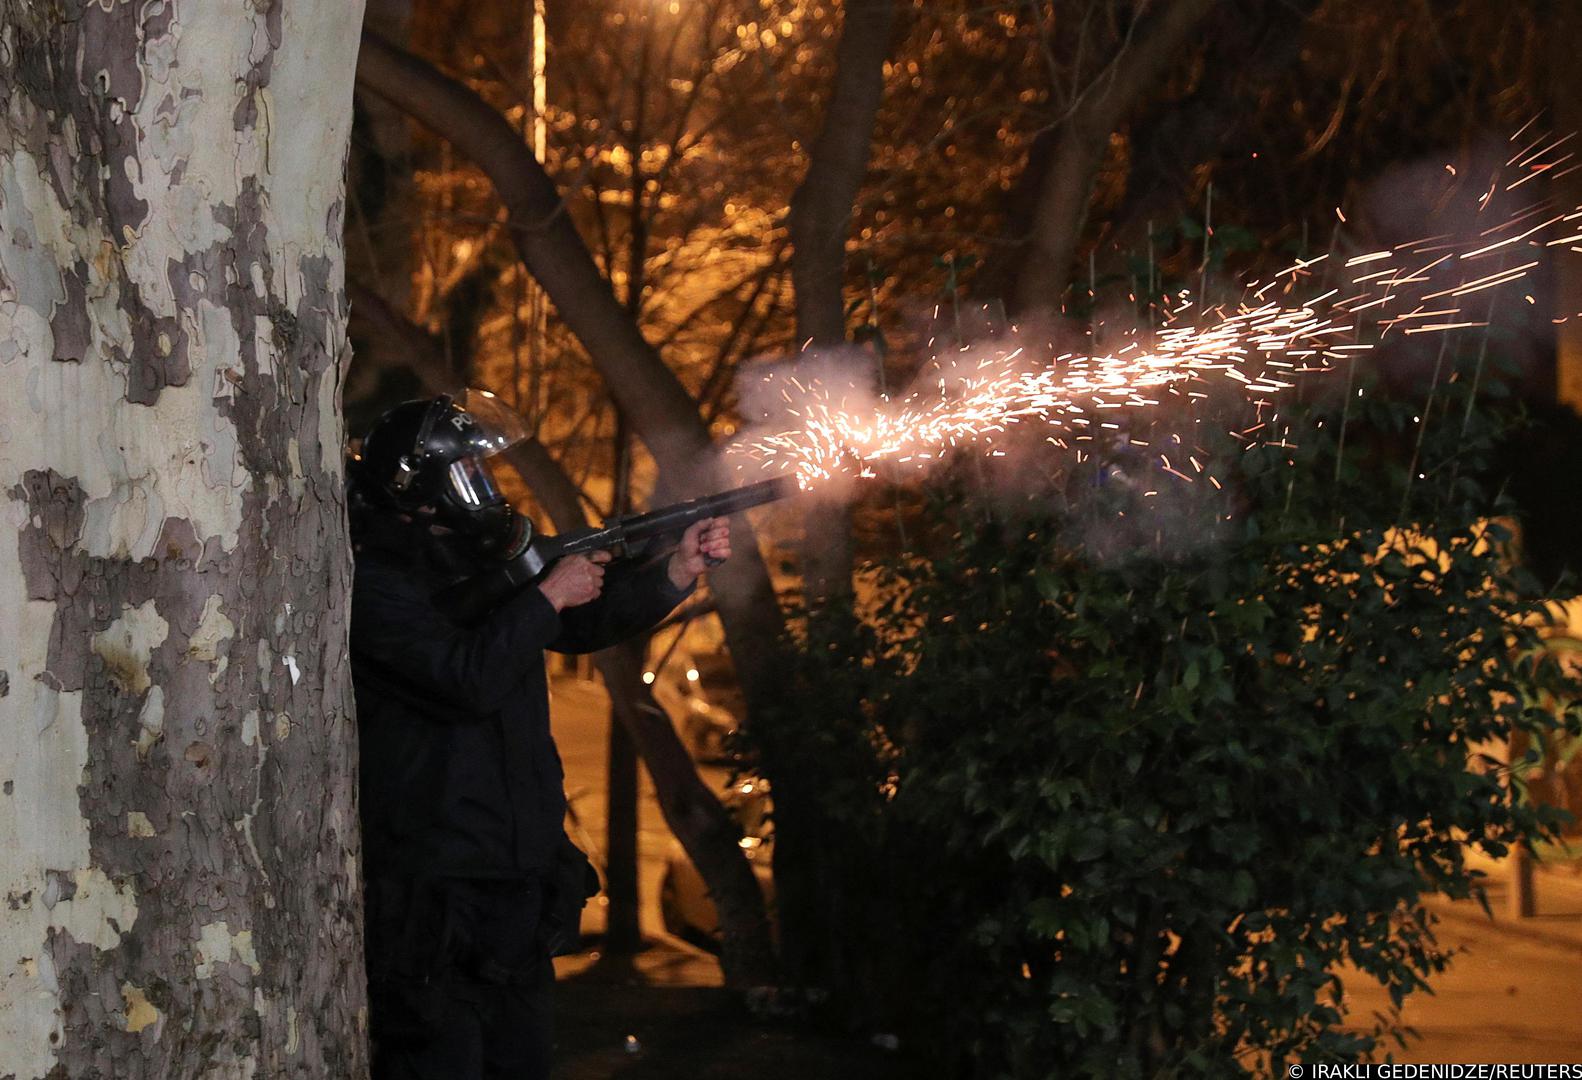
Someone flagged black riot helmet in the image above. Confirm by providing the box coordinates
[355,390,533,558]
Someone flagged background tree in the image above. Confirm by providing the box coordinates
[0,3,366,1077]
[339,0,1579,1020]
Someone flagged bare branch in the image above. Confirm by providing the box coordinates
[1006,0,1219,314]
[357,30,708,476]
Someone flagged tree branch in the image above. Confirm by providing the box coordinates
[1097,0,1320,282]
[357,29,708,474]
[991,0,1219,315]
[788,0,897,348]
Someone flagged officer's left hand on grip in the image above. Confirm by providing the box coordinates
[668,517,732,587]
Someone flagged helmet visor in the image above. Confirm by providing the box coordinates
[459,388,532,457]
[447,455,505,510]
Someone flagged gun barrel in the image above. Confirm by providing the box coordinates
[554,475,800,558]
[621,476,799,538]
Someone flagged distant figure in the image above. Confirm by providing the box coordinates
[347,391,729,1080]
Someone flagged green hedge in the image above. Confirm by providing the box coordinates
[753,367,1581,1078]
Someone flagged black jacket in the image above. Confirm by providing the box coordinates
[351,515,691,880]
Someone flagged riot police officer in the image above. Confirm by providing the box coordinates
[348,391,729,1079]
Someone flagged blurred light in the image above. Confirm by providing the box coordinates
[686,668,699,682]
[642,671,656,684]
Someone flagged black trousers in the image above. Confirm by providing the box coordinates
[367,876,553,1080]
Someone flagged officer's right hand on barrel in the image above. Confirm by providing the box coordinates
[537,551,612,611]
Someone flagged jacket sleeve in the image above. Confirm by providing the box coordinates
[549,556,694,655]
[351,559,563,715]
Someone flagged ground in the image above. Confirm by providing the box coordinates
[547,672,1582,1076]
[1342,859,1582,1065]
[549,672,916,1077]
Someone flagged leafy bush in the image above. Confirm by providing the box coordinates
[752,365,1581,1078]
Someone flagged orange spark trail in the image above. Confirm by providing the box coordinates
[729,128,1582,493]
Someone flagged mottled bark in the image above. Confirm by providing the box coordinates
[787,0,895,604]
[986,0,1219,315]
[352,30,789,760]
[0,4,366,1078]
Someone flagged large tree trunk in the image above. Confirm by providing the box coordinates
[0,4,366,1078]
[787,0,895,605]
[776,0,895,993]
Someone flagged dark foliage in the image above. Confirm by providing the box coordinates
[752,363,1581,1078]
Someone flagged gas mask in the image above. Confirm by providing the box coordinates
[434,454,533,561]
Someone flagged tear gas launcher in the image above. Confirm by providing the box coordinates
[435,475,800,624]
